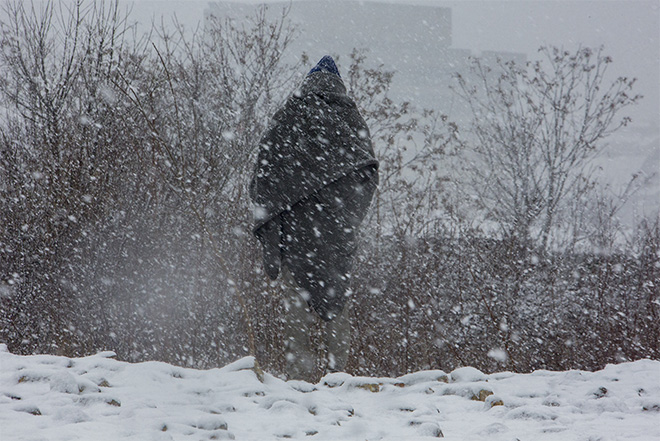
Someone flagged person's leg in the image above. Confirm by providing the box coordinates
[281,266,318,382]
[322,297,352,374]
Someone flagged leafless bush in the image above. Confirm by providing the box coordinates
[454,47,641,252]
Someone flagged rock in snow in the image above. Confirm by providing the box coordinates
[0,348,659,440]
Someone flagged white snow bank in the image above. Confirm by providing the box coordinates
[1,346,659,440]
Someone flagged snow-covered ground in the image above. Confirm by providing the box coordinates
[1,344,659,440]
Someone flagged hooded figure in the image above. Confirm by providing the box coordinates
[250,56,378,379]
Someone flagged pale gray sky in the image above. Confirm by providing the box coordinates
[128,0,659,126]
[446,0,659,125]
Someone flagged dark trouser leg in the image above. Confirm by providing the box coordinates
[281,266,318,382]
[323,298,351,373]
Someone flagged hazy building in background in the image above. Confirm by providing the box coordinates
[206,1,525,119]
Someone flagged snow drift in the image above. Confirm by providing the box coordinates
[1,344,659,440]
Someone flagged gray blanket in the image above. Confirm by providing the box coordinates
[249,69,378,320]
[250,72,378,232]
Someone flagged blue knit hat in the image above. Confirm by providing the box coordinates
[307,55,341,78]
